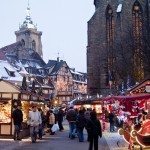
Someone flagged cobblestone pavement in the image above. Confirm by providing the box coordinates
[0,121,148,150]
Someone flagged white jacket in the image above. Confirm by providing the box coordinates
[27,110,42,127]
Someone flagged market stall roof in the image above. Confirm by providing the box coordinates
[104,94,150,101]
[73,95,103,105]
[127,78,150,95]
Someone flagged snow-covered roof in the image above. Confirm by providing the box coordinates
[3,62,15,72]
[0,60,23,82]
[15,61,29,75]
[116,4,122,13]
[70,69,83,75]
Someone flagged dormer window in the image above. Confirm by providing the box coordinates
[5,68,15,77]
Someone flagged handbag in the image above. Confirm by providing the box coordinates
[51,123,59,132]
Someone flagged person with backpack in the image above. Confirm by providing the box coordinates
[86,111,102,150]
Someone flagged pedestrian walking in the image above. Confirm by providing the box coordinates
[87,111,102,150]
[53,106,58,124]
[49,110,55,135]
[27,105,42,143]
[108,111,115,132]
[76,110,86,142]
[12,104,23,141]
[66,105,77,139]
[84,108,91,141]
[57,107,64,131]
[38,108,46,139]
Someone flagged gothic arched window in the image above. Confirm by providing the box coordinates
[132,0,144,81]
[21,39,25,47]
[106,5,114,84]
[32,40,36,50]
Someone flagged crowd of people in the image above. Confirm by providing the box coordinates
[66,105,102,150]
[12,104,103,150]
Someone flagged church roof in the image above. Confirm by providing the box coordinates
[0,42,45,67]
[0,42,22,61]
[20,5,37,30]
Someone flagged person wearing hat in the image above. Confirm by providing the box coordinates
[27,105,42,143]
[12,104,23,141]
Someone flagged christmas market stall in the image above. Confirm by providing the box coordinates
[0,80,45,137]
[73,95,103,114]
[104,95,150,149]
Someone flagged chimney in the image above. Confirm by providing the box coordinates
[57,57,59,62]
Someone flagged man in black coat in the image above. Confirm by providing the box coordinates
[87,111,102,150]
[12,105,23,140]
[57,107,64,131]
[108,111,115,132]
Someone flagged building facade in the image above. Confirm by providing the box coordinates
[70,68,87,99]
[45,59,73,104]
[87,0,150,95]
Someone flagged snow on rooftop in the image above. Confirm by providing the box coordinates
[15,61,29,75]
[2,61,15,72]
[116,4,122,13]
[70,69,83,75]
[0,60,23,82]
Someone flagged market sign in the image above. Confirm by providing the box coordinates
[145,85,150,93]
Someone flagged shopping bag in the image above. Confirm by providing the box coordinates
[51,124,59,132]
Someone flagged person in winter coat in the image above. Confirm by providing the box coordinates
[12,105,23,141]
[57,107,64,131]
[108,111,115,132]
[27,105,42,143]
[66,106,77,139]
[84,108,91,141]
[87,111,102,150]
[49,110,55,135]
[53,107,58,124]
[38,108,46,139]
[76,110,86,142]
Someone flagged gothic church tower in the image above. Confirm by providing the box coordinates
[15,5,43,57]
[87,0,150,95]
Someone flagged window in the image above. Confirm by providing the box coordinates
[106,5,114,84]
[21,39,25,47]
[132,0,144,81]
[32,40,36,50]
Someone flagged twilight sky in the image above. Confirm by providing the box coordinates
[0,0,94,72]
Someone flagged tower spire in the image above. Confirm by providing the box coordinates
[20,0,37,30]
[26,0,31,17]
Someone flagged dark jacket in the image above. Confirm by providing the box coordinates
[86,119,102,138]
[57,109,64,122]
[12,109,23,125]
[66,109,77,122]
[76,114,86,129]
[108,113,115,123]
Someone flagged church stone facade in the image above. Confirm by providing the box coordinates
[87,0,150,95]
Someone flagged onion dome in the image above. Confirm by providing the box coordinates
[20,5,37,30]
